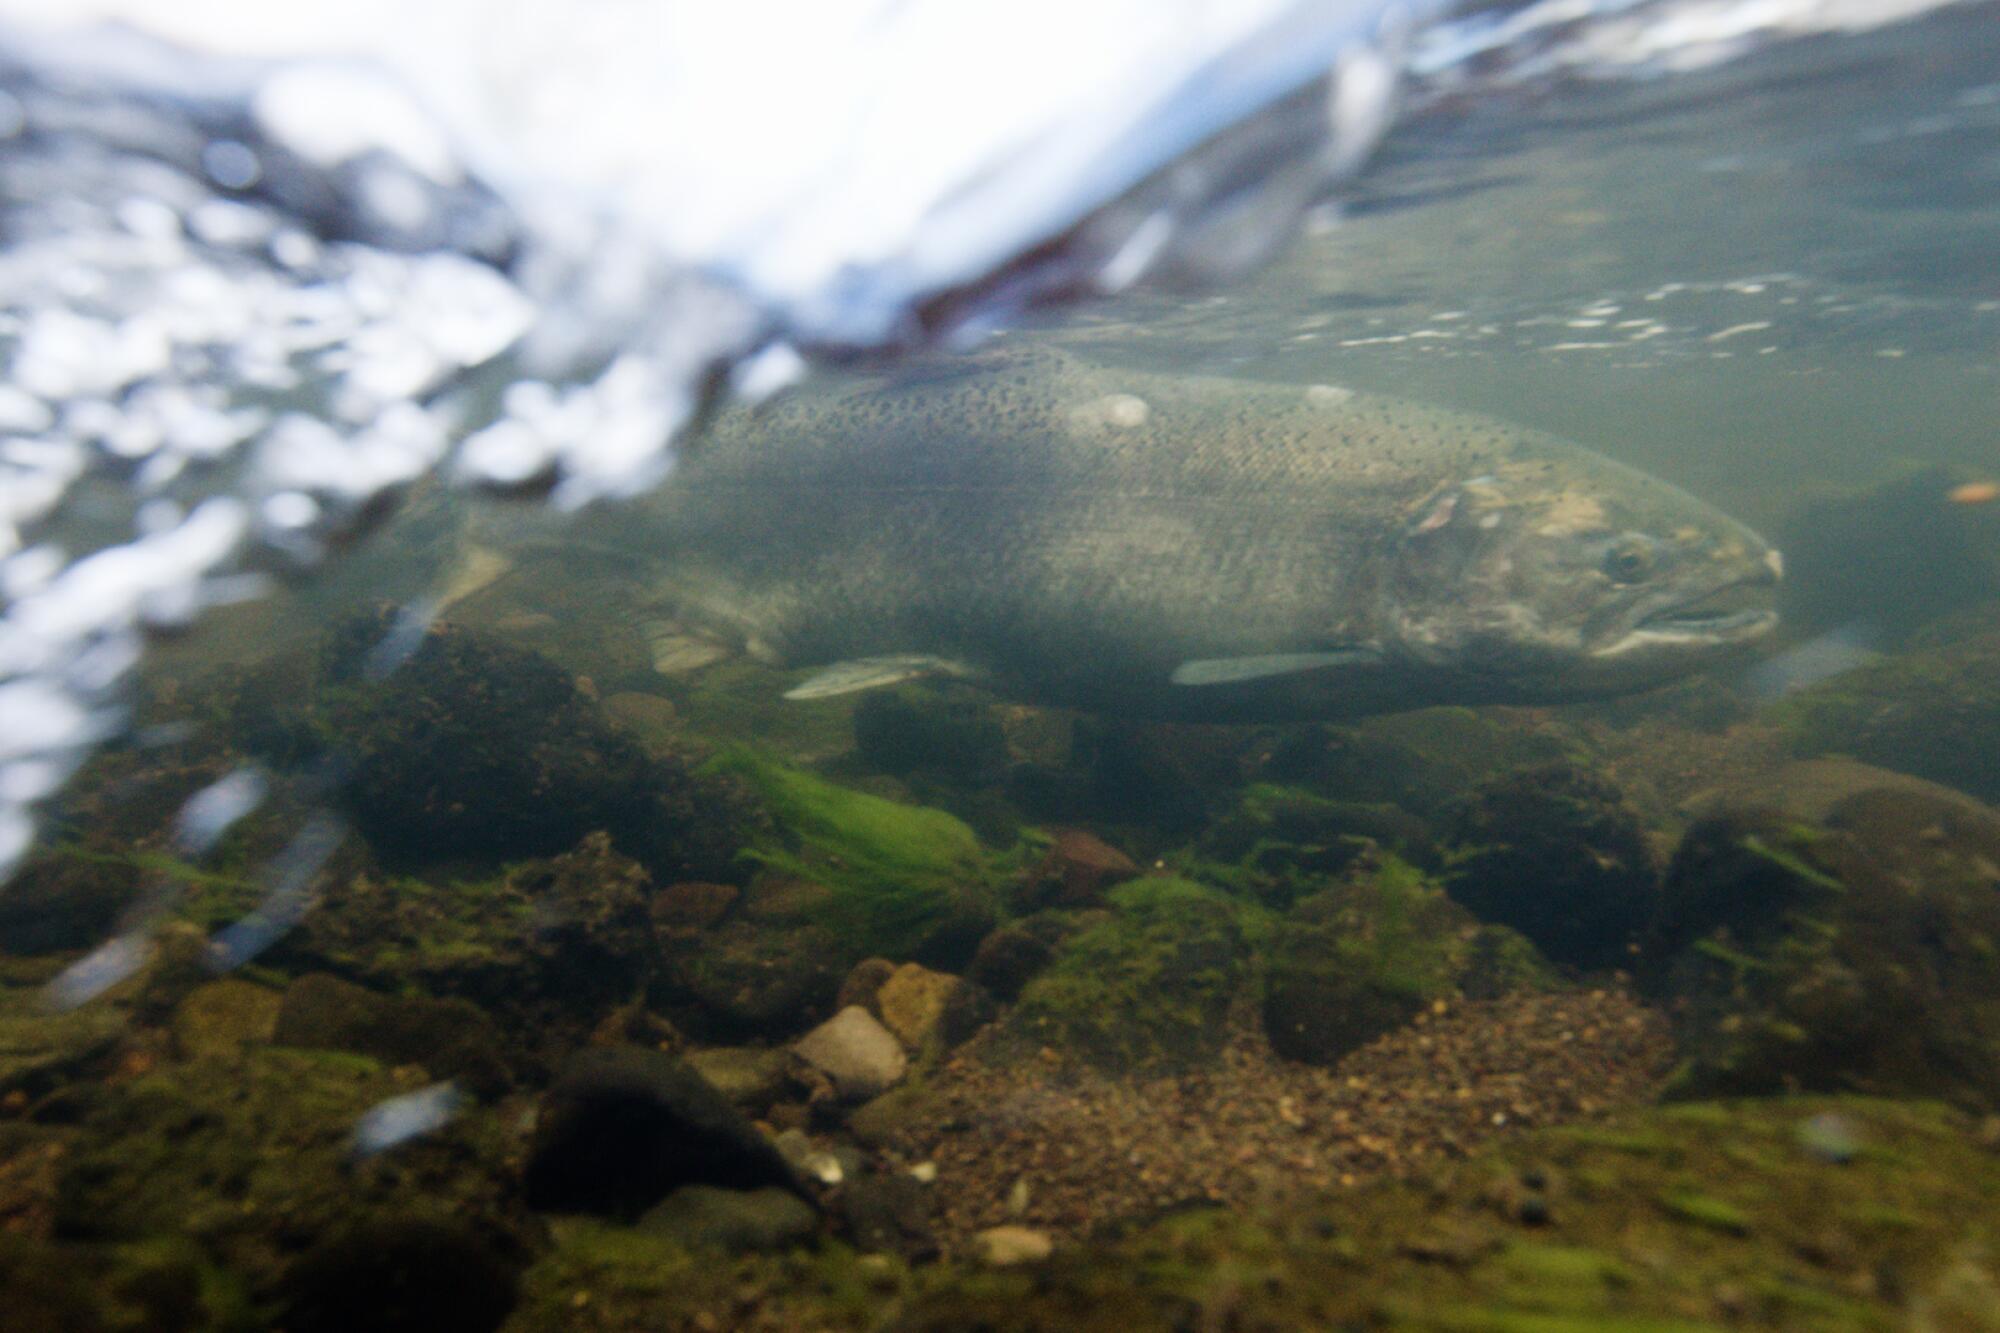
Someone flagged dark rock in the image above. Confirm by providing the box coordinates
[1019,830,1141,910]
[836,958,899,1014]
[1259,711,1568,826]
[906,894,999,972]
[1642,788,2000,1108]
[1446,763,1660,971]
[272,973,514,1099]
[312,612,748,882]
[966,925,1055,1002]
[637,1185,820,1252]
[522,1046,809,1219]
[653,919,844,1041]
[652,881,739,931]
[0,853,139,957]
[841,1170,937,1259]
[939,978,999,1047]
[277,1218,522,1333]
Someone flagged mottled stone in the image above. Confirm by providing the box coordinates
[792,1007,907,1101]
[875,963,962,1051]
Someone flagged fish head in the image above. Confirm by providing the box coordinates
[1380,456,1781,698]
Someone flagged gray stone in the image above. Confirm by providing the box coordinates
[792,1006,907,1100]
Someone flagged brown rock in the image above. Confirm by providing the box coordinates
[653,881,739,931]
[1025,830,1139,909]
[837,958,898,1014]
[875,963,963,1051]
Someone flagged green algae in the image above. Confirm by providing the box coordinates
[52,1046,531,1302]
[701,746,1010,958]
[1657,1190,1753,1235]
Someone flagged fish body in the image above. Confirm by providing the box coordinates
[604,346,1778,722]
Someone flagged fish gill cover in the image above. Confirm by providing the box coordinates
[0,0,1984,972]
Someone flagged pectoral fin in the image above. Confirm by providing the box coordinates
[783,655,977,700]
[1170,650,1381,687]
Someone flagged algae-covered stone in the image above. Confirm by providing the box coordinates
[53,1048,532,1298]
[685,1046,798,1110]
[273,973,514,1099]
[281,832,656,1058]
[875,963,968,1052]
[171,978,281,1063]
[1198,784,1440,909]
[1007,877,1245,1072]
[1262,854,1555,1065]
[1770,605,2000,802]
[637,1185,819,1253]
[1643,787,2000,1107]
[1446,762,1661,971]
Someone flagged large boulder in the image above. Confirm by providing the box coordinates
[1006,877,1245,1072]
[1262,854,1555,1065]
[1445,763,1661,972]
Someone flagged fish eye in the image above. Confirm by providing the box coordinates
[1603,539,1654,583]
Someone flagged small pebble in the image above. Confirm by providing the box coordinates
[974,1225,1055,1266]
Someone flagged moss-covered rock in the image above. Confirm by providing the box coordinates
[1004,877,1246,1072]
[1642,787,2000,1107]
[1261,853,1556,1065]
[506,1096,2000,1330]
[1446,762,1662,972]
[305,614,748,881]
[1196,783,1440,910]
[276,832,656,1058]
[271,973,515,1099]
[1769,606,2000,802]
[52,1048,535,1302]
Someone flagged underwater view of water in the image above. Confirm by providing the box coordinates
[4,3,2000,1329]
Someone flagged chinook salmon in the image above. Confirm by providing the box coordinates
[601,345,1779,723]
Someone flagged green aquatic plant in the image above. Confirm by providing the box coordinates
[701,746,1007,958]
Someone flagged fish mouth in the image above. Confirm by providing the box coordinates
[1595,576,1779,657]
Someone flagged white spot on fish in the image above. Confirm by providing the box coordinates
[1305,383,1355,406]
